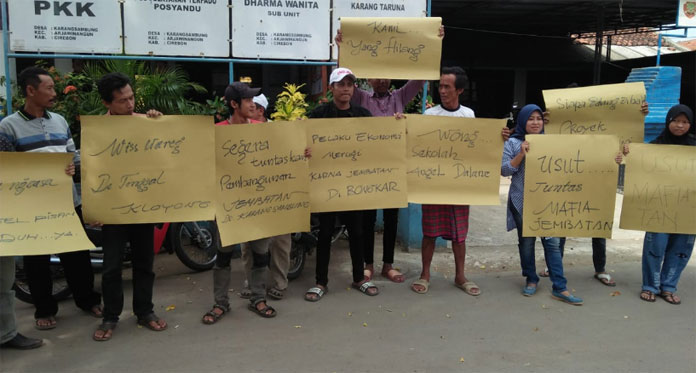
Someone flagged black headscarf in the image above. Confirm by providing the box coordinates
[651,104,695,146]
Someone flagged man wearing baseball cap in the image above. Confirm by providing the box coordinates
[252,94,270,123]
[216,82,261,126]
[303,68,379,301]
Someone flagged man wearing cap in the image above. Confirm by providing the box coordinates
[202,82,277,323]
[251,94,271,123]
[304,68,379,301]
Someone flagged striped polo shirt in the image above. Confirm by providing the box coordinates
[0,109,81,206]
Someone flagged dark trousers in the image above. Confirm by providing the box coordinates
[315,211,364,286]
[362,209,398,265]
[101,224,155,322]
[25,205,100,318]
[559,237,607,273]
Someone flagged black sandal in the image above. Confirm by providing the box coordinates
[248,299,277,318]
[659,291,681,305]
[202,305,228,324]
[137,313,168,331]
[640,290,656,303]
[93,321,117,342]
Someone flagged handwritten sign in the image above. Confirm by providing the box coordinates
[523,135,620,238]
[543,82,646,146]
[80,116,216,224]
[339,17,442,79]
[0,153,94,256]
[215,123,310,246]
[620,143,696,234]
[305,117,407,212]
[406,114,504,205]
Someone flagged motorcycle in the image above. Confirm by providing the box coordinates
[13,220,219,304]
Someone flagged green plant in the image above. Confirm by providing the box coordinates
[271,83,309,121]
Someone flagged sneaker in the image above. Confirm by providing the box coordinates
[0,333,43,350]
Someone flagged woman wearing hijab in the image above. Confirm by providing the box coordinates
[501,104,583,305]
[624,104,695,304]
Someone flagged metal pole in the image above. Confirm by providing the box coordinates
[592,7,605,85]
[422,0,432,114]
[2,0,12,114]
[656,34,662,66]
[228,61,234,83]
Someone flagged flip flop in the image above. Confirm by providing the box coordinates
[640,290,656,303]
[86,304,103,318]
[659,291,681,305]
[137,313,167,331]
[594,273,616,287]
[456,281,481,296]
[34,316,56,330]
[93,321,117,342]
[411,278,429,294]
[352,280,379,296]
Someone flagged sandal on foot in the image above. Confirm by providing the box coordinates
[304,286,326,302]
[86,304,103,318]
[34,316,56,330]
[640,290,656,303]
[202,305,228,325]
[539,268,549,277]
[352,280,379,296]
[456,281,481,296]
[93,321,117,342]
[137,313,167,331]
[364,266,374,281]
[659,291,681,305]
[239,287,252,299]
[382,267,405,283]
[594,273,616,287]
[248,300,277,318]
[411,279,429,294]
[267,287,285,300]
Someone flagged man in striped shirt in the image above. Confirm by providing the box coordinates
[0,67,102,330]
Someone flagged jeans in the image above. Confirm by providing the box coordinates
[0,257,17,343]
[24,205,100,318]
[363,209,398,265]
[101,224,156,322]
[559,237,607,273]
[241,234,291,291]
[642,232,695,294]
[509,201,567,292]
[316,211,364,286]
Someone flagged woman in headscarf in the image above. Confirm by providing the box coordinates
[501,104,583,305]
[624,104,695,304]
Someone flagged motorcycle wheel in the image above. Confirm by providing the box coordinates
[286,233,306,281]
[169,222,218,271]
[13,259,72,304]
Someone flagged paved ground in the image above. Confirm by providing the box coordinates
[2,188,695,372]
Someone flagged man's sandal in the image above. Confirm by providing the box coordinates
[594,273,616,287]
[455,281,481,296]
[411,279,430,294]
[137,313,168,331]
[93,321,117,342]
[305,286,326,302]
[659,291,681,305]
[640,290,656,302]
[34,316,56,330]
[86,304,103,318]
[202,305,228,325]
[352,280,379,296]
[239,287,252,299]
[267,287,285,300]
[382,267,405,283]
[248,300,277,318]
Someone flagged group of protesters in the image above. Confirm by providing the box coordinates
[1,27,694,349]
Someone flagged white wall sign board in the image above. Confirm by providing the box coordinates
[677,0,696,27]
[8,0,122,53]
[124,0,230,56]
[231,0,330,60]
[332,0,427,59]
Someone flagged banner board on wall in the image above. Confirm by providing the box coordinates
[231,0,330,60]
[677,0,696,27]
[8,0,122,53]
[331,0,426,59]
[123,0,230,57]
